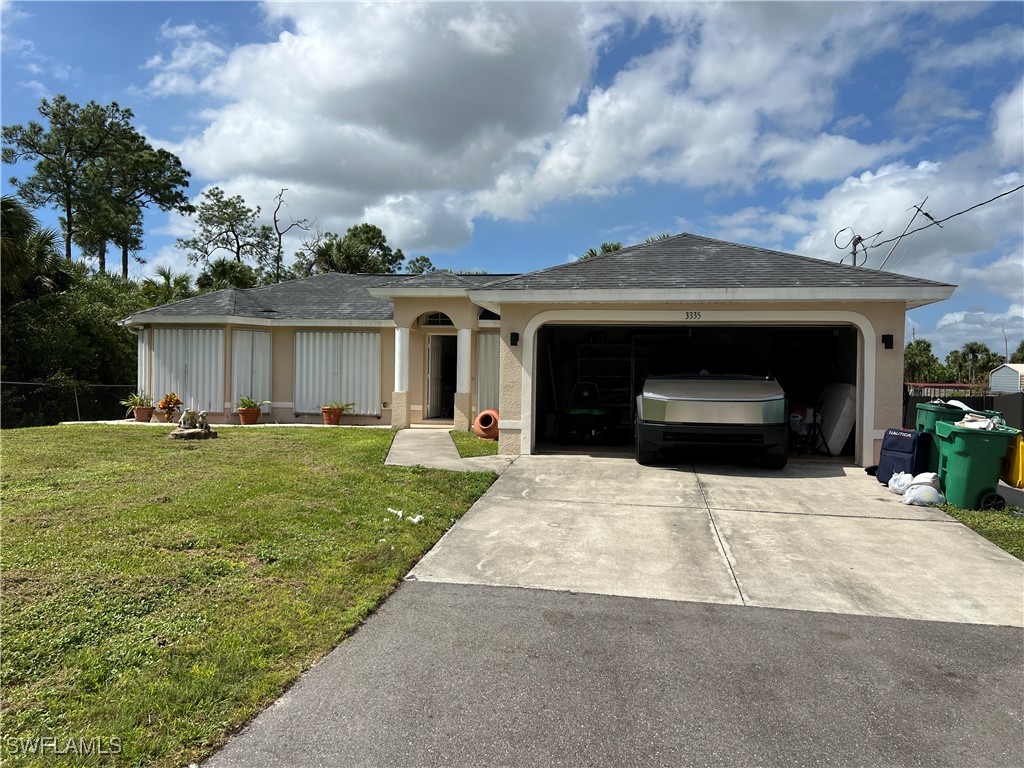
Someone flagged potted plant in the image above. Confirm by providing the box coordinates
[121,391,155,422]
[157,392,182,423]
[237,395,270,425]
[320,400,354,426]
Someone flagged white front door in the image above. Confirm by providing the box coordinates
[426,335,444,418]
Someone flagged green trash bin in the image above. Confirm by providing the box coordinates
[934,422,1021,510]
[916,403,1004,472]
[916,402,969,472]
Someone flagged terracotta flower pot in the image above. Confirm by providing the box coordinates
[321,406,345,426]
[133,406,155,423]
[237,407,262,425]
[473,408,499,440]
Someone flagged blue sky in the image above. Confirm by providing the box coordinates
[2,1,1022,359]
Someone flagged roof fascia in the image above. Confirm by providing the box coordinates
[466,286,955,309]
[122,315,393,329]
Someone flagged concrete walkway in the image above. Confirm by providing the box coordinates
[385,427,513,474]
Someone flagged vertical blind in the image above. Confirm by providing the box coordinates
[476,333,500,412]
[231,330,272,413]
[151,328,225,413]
[294,331,381,415]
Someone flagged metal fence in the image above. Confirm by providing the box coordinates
[903,392,1024,431]
[1,379,136,429]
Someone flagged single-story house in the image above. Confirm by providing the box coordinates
[990,363,1024,393]
[121,232,955,465]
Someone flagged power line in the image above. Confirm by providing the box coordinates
[868,184,1024,251]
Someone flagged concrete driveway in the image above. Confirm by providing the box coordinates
[206,452,1024,767]
[412,456,1024,627]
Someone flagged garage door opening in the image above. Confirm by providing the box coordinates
[534,324,858,459]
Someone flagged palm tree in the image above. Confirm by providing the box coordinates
[1,195,67,299]
[141,265,194,306]
[960,341,990,385]
[579,241,623,260]
[196,257,258,291]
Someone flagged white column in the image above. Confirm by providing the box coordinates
[394,327,409,392]
[457,328,472,393]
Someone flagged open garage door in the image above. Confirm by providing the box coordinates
[534,324,859,458]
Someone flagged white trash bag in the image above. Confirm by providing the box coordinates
[888,472,914,495]
[907,472,940,491]
[901,484,946,506]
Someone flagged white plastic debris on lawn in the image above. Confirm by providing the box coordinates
[386,507,424,524]
[888,471,945,506]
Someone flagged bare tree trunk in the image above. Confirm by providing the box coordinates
[121,244,130,279]
[97,241,107,273]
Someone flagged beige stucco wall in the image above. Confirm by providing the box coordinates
[141,322,392,426]
[494,300,910,465]
[392,297,479,331]
[390,296,488,426]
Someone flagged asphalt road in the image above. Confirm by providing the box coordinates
[206,581,1023,768]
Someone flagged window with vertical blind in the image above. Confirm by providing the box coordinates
[294,331,381,415]
[137,331,149,396]
[150,328,225,413]
[232,330,272,412]
[476,333,500,412]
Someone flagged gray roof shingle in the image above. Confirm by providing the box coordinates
[474,232,955,291]
[127,273,408,322]
[126,233,954,324]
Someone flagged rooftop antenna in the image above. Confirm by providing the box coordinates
[878,196,933,271]
[834,227,881,266]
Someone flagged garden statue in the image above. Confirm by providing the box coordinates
[170,409,216,440]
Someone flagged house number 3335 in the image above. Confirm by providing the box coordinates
[684,311,702,320]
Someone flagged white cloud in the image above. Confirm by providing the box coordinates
[914,23,1024,73]
[757,134,908,187]
[18,78,47,99]
[787,158,1022,275]
[928,303,1024,361]
[146,1,1021,272]
[143,21,226,97]
[992,78,1024,165]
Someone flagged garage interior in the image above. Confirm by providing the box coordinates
[534,324,858,458]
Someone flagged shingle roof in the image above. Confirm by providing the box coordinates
[127,273,408,322]
[393,271,518,289]
[475,232,955,291]
[125,233,955,325]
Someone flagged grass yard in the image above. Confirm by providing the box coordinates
[450,429,500,458]
[944,503,1024,561]
[0,425,496,767]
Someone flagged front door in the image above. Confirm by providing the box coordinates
[426,335,457,419]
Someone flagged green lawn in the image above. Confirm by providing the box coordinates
[0,425,495,767]
[450,429,500,458]
[944,504,1024,561]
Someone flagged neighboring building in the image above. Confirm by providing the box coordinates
[990,364,1024,393]
[121,232,955,465]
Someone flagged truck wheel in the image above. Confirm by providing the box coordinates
[635,425,657,465]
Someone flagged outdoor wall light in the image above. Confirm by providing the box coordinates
[510,332,520,347]
[881,334,894,350]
